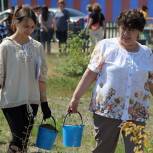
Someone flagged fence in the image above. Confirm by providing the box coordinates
[1,20,153,47]
[105,22,118,38]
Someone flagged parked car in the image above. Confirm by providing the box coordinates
[0,9,12,23]
[49,8,86,32]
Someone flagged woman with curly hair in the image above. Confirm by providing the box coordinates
[67,9,153,153]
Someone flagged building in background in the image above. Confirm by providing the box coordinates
[2,0,153,22]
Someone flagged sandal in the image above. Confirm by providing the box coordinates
[7,145,22,153]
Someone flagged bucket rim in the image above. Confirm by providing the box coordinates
[40,115,58,131]
[63,112,84,126]
[39,125,59,132]
[63,124,85,127]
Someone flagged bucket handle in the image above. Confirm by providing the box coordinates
[41,115,57,130]
[63,112,83,126]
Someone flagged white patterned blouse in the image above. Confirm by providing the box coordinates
[88,38,153,122]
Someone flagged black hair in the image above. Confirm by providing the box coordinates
[41,6,49,22]
[142,5,148,11]
[116,9,146,31]
[87,4,92,12]
[92,3,101,13]
[13,6,37,25]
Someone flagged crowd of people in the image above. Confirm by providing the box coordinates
[0,0,70,54]
[1,3,152,53]
[0,1,153,153]
[0,1,107,54]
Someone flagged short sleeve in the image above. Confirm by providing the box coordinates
[148,52,153,84]
[39,44,48,82]
[88,41,105,73]
[0,44,7,86]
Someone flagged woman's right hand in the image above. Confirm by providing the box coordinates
[67,98,80,113]
[67,69,97,113]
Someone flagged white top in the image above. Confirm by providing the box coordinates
[88,38,153,122]
[0,37,47,108]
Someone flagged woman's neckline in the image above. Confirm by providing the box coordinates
[9,36,31,46]
[117,38,140,54]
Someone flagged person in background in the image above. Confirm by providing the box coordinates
[39,6,56,54]
[0,6,51,153]
[0,24,8,42]
[84,4,93,29]
[55,0,70,53]
[31,5,42,42]
[140,5,153,44]
[87,4,93,15]
[0,6,15,36]
[67,9,153,153]
[86,4,93,23]
[87,3,106,46]
[140,5,153,21]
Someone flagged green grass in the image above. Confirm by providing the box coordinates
[47,76,79,98]
[0,53,153,153]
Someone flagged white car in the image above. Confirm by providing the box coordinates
[0,9,12,22]
[49,8,86,32]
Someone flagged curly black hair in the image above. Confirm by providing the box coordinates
[116,9,146,32]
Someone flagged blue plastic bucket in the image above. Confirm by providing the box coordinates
[62,112,84,147]
[36,115,58,150]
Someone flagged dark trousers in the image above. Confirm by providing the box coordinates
[40,28,54,53]
[56,31,68,53]
[2,104,38,151]
[56,31,67,43]
[92,113,145,153]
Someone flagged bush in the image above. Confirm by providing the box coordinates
[58,33,90,76]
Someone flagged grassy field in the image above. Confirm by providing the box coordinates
[0,52,153,153]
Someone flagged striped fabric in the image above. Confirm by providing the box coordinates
[8,0,153,22]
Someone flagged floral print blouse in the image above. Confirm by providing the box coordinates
[88,38,153,122]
